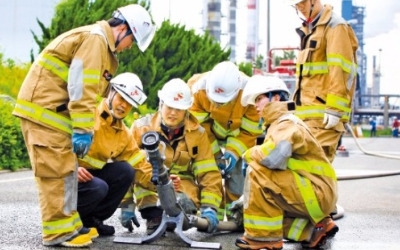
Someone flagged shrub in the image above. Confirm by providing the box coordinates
[0,97,31,170]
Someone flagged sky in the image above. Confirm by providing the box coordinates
[1,0,400,96]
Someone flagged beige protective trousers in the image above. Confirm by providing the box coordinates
[21,120,82,246]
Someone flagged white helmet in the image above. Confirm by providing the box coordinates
[158,78,193,110]
[241,75,290,106]
[206,61,241,103]
[286,0,304,5]
[114,4,156,52]
[110,72,147,108]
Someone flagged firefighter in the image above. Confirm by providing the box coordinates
[289,0,358,163]
[188,61,263,221]
[126,79,223,235]
[12,4,155,247]
[288,0,358,220]
[77,73,149,236]
[232,75,338,250]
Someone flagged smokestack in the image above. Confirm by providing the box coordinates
[206,0,221,42]
[229,0,237,62]
[246,0,259,62]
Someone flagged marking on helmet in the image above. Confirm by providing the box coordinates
[214,87,224,93]
[173,92,183,101]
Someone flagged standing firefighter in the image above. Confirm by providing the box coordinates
[234,75,338,250]
[12,4,155,247]
[126,79,223,235]
[188,61,262,221]
[289,0,358,163]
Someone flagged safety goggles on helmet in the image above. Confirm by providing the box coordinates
[241,75,290,106]
[110,73,147,108]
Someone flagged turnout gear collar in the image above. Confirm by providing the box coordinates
[261,101,296,126]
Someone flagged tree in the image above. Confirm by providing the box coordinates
[32,0,231,110]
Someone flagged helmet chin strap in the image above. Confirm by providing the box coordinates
[108,89,119,120]
[115,26,133,48]
[296,0,315,24]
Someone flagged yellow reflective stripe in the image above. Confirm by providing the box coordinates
[227,136,247,156]
[217,207,225,220]
[201,191,222,208]
[241,117,263,134]
[259,139,275,157]
[292,172,325,223]
[287,218,308,241]
[300,62,328,75]
[83,69,101,84]
[170,164,188,174]
[128,150,146,167]
[70,112,95,128]
[326,93,351,114]
[288,158,337,180]
[190,111,209,123]
[193,159,219,175]
[134,186,157,200]
[327,53,353,73]
[42,212,82,235]
[14,99,72,134]
[211,139,220,154]
[243,213,283,231]
[294,105,325,120]
[38,53,69,82]
[212,121,240,138]
[80,155,105,169]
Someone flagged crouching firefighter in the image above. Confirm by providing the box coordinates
[232,75,339,250]
[124,79,224,235]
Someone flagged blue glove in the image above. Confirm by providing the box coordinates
[72,132,92,158]
[224,152,238,175]
[120,204,140,232]
[200,207,218,233]
[241,161,248,177]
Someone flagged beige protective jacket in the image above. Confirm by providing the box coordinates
[293,4,358,126]
[13,21,118,134]
[78,99,149,171]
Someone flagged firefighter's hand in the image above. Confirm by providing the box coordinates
[77,167,93,183]
[250,146,264,162]
[119,204,140,232]
[72,131,93,158]
[200,207,218,233]
[323,113,340,129]
[229,195,244,227]
[170,174,181,192]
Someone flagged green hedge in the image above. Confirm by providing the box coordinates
[0,97,31,170]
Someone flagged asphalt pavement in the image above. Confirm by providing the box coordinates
[1,136,400,250]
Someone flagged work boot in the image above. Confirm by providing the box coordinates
[79,226,99,239]
[235,236,283,250]
[146,216,162,235]
[91,218,115,236]
[59,234,92,248]
[301,217,339,249]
